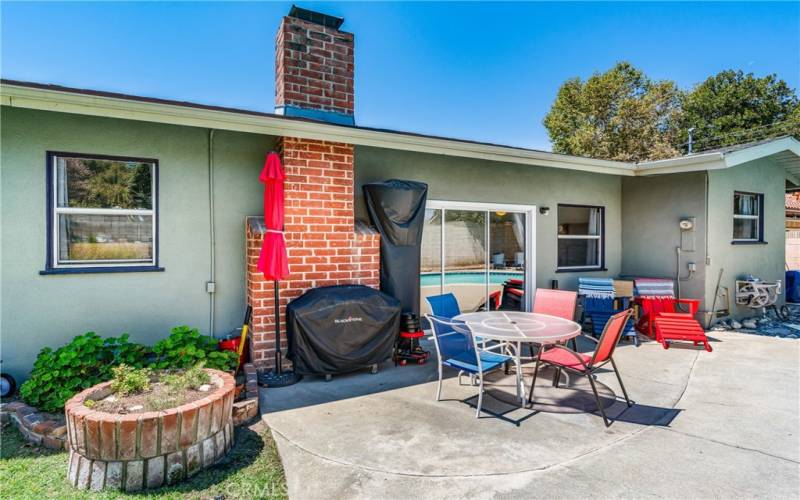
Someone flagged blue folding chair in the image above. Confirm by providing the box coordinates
[426,293,461,318]
[426,314,515,418]
[426,293,500,351]
[583,297,638,346]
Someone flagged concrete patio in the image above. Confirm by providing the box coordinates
[261,332,799,499]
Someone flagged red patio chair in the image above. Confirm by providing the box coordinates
[527,309,634,427]
[533,289,578,321]
[653,312,713,352]
[504,288,581,374]
[534,288,579,356]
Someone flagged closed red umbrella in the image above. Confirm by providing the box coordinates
[257,152,289,281]
[256,152,299,386]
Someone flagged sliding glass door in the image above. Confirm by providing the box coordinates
[421,201,535,314]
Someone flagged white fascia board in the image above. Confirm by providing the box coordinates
[1,82,636,176]
[723,136,800,168]
[634,153,726,175]
[634,137,800,176]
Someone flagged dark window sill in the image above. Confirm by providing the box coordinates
[731,241,768,245]
[555,267,608,274]
[40,266,165,275]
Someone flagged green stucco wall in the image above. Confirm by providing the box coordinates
[354,146,623,292]
[705,158,786,317]
[621,172,709,310]
[1,107,275,380]
[4,106,785,381]
[621,159,786,322]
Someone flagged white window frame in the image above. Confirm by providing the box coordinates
[49,153,158,269]
[425,200,536,312]
[732,192,763,243]
[556,204,604,271]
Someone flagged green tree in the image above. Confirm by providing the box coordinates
[85,161,135,208]
[679,70,800,152]
[130,163,153,209]
[543,62,682,162]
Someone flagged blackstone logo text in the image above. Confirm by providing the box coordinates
[334,316,363,324]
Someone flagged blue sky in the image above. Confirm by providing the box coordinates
[2,1,798,151]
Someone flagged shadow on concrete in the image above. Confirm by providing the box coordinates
[264,338,443,413]
[265,338,680,428]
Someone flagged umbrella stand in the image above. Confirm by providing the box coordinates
[258,280,302,388]
[255,151,301,388]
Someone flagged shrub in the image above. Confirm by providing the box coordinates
[182,363,212,388]
[20,326,235,412]
[110,364,151,396]
[163,363,211,392]
[19,332,150,412]
[151,326,238,371]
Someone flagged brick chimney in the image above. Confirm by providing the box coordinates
[275,5,355,125]
[246,7,378,371]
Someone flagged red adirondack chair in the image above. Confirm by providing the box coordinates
[635,297,698,337]
[636,297,711,351]
[653,312,713,352]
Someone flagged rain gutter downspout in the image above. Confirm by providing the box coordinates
[208,129,217,338]
[703,171,711,324]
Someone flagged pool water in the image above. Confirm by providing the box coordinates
[420,271,523,286]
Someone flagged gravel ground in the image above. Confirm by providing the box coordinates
[711,303,800,338]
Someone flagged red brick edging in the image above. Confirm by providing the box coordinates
[64,369,235,491]
[0,402,67,449]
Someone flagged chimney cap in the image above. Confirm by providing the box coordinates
[288,5,344,30]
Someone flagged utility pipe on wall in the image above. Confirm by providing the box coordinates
[676,247,695,301]
[208,129,217,337]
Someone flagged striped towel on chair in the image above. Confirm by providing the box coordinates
[578,278,615,299]
[634,278,675,298]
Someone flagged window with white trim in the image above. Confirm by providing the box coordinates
[48,153,158,270]
[557,205,604,270]
[733,192,763,242]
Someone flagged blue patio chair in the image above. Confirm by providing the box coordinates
[426,293,501,352]
[583,297,638,346]
[426,293,461,318]
[426,314,516,418]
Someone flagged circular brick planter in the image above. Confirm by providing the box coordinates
[64,369,235,491]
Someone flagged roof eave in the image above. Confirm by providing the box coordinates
[635,152,726,175]
[723,136,800,168]
[0,81,636,176]
[636,136,800,177]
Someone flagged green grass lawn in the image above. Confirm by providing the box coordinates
[0,421,287,499]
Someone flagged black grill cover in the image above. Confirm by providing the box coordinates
[286,285,401,375]
[363,179,428,316]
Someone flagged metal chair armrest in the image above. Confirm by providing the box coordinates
[548,344,590,371]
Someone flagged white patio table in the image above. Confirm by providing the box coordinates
[453,311,582,403]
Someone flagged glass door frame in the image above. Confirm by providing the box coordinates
[426,200,536,311]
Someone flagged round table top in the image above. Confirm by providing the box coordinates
[453,311,582,344]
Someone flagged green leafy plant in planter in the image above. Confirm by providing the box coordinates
[162,363,211,391]
[19,332,150,413]
[151,326,238,371]
[110,364,152,396]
